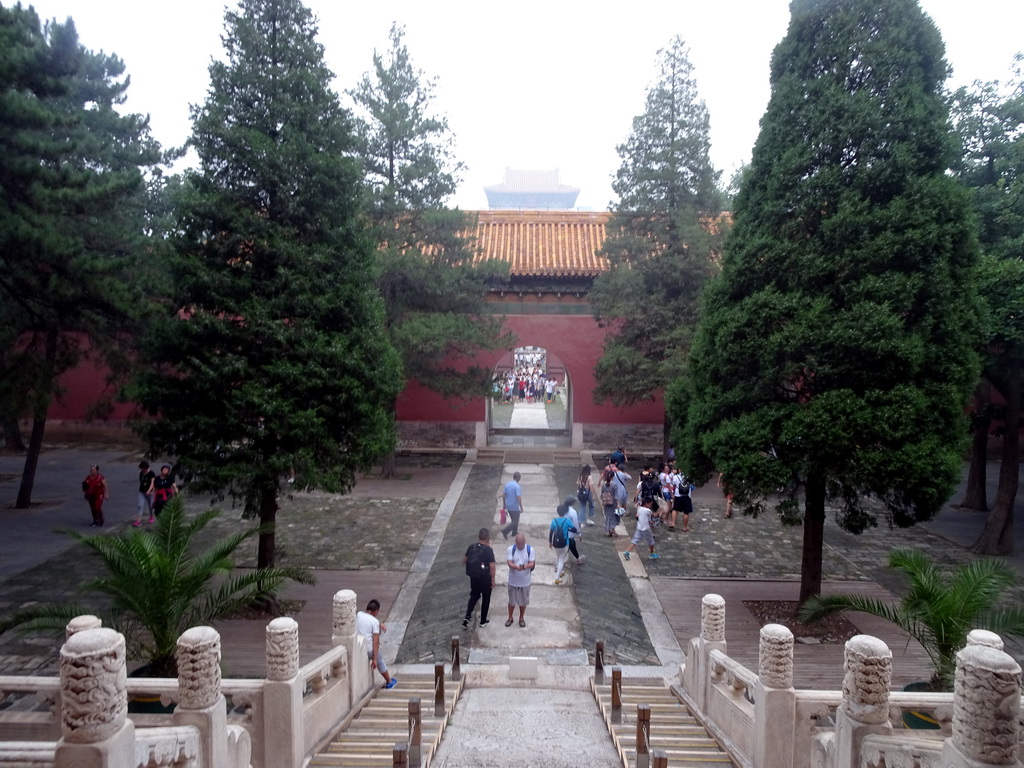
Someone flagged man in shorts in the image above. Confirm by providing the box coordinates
[505,533,535,627]
[356,599,397,689]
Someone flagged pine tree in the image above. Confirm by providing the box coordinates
[948,60,1024,552]
[682,0,981,602]
[132,0,402,568]
[590,36,724,443]
[349,24,511,474]
[0,6,162,506]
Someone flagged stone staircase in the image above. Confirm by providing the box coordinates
[310,673,464,767]
[592,676,735,768]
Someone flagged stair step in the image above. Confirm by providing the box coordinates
[311,676,462,768]
[593,678,736,768]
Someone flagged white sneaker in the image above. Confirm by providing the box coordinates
[586,519,595,526]
[578,556,586,565]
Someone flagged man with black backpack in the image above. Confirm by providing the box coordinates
[462,528,496,628]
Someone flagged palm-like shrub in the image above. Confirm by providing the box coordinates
[798,548,1024,690]
[1,496,312,677]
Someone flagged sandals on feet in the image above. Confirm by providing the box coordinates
[519,619,526,628]
[505,618,514,627]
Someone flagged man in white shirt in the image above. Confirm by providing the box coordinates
[356,599,397,689]
[505,533,536,628]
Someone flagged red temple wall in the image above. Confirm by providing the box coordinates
[396,313,663,424]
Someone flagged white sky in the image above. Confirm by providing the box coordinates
[21,0,1024,211]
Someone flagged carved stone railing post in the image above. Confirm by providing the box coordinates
[333,589,367,702]
[940,644,1021,768]
[834,635,892,768]
[65,615,102,639]
[332,589,358,647]
[174,626,226,768]
[683,593,727,714]
[753,623,795,768]
[264,617,304,768]
[967,629,1004,651]
[54,627,135,768]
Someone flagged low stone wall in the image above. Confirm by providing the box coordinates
[397,420,477,448]
[583,423,664,455]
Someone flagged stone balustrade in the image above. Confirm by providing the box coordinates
[3,590,1022,768]
[0,589,376,768]
[676,593,1024,768]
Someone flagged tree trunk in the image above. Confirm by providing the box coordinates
[380,399,399,479]
[380,449,397,479]
[2,417,25,452]
[15,329,57,509]
[958,379,991,510]
[257,485,279,570]
[972,360,1020,555]
[799,472,827,604]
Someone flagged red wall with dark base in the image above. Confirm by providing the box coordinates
[396,313,663,424]
[49,314,663,428]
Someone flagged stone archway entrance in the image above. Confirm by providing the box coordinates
[486,345,571,447]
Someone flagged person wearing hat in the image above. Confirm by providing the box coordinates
[151,464,178,520]
[133,461,156,527]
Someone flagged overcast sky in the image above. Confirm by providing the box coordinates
[21,0,1024,211]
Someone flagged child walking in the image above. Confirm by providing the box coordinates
[623,497,659,561]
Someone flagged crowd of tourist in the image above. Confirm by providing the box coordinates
[495,364,560,405]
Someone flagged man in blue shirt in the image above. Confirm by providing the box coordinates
[500,471,523,540]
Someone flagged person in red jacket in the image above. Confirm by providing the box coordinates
[82,465,108,527]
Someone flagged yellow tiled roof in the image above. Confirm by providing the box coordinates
[471,210,609,278]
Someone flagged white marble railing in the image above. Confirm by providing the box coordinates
[679,594,1023,768]
[0,589,377,768]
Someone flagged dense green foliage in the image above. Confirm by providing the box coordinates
[132,0,402,567]
[0,5,162,505]
[799,549,1024,689]
[349,24,510,413]
[681,0,981,601]
[590,36,724,411]
[1,497,311,677]
[948,63,1024,552]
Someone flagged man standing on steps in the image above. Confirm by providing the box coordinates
[505,533,535,627]
[463,528,496,628]
[357,599,397,689]
[500,471,523,540]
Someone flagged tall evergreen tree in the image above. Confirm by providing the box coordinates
[349,24,511,474]
[132,0,401,568]
[590,36,724,444]
[0,6,162,506]
[682,0,981,602]
[948,60,1024,552]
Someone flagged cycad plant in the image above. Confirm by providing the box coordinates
[1,496,312,677]
[798,548,1024,690]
